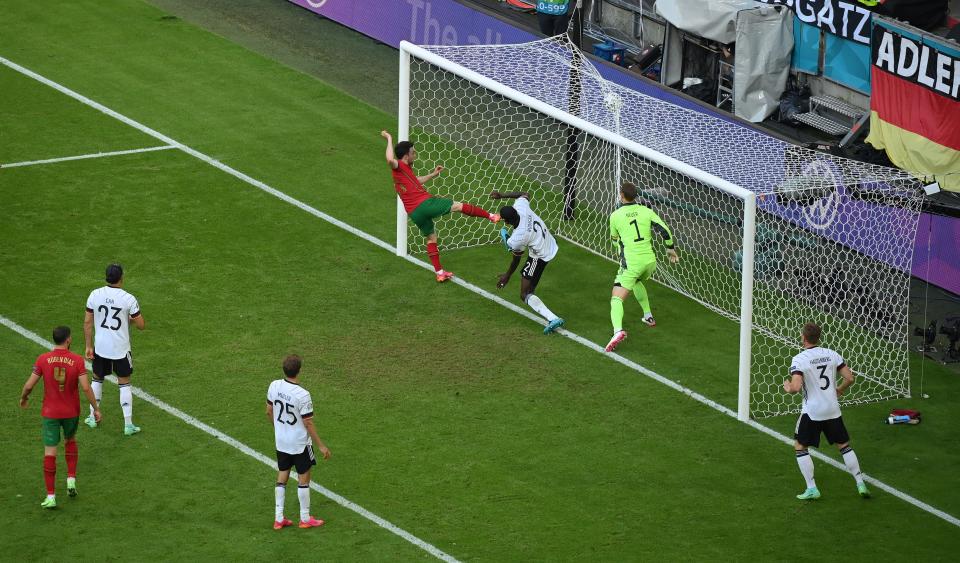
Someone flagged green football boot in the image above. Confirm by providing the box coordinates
[796,487,821,500]
[857,482,871,498]
[40,496,57,509]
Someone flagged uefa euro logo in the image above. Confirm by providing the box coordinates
[799,159,842,230]
[305,0,328,7]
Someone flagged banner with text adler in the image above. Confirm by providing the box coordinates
[865,22,960,192]
[756,0,874,44]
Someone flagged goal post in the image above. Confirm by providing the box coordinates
[396,47,410,258]
[396,37,922,420]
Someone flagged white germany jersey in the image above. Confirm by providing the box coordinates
[85,286,141,359]
[267,379,314,454]
[506,197,558,261]
[790,346,846,421]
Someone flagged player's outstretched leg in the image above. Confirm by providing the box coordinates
[795,448,820,500]
[454,202,499,223]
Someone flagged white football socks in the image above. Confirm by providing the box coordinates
[298,485,311,521]
[840,446,864,485]
[525,294,558,322]
[275,483,286,521]
[119,384,133,425]
[90,380,103,417]
[795,450,816,489]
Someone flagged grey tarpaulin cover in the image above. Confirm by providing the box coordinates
[656,0,794,122]
[733,6,793,122]
[655,0,757,44]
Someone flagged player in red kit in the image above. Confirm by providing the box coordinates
[381,130,500,282]
[19,326,101,509]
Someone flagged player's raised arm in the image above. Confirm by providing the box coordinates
[381,130,399,169]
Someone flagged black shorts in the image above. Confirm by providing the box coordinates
[276,445,317,474]
[795,414,850,448]
[521,256,550,292]
[92,352,133,378]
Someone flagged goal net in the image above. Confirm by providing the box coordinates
[398,36,925,419]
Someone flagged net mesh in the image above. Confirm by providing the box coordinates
[403,36,924,417]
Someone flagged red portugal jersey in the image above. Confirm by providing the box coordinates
[391,161,432,213]
[32,349,86,419]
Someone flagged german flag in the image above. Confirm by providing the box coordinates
[866,23,960,191]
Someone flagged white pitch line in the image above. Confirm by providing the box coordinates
[2,54,958,531]
[0,314,460,563]
[0,145,176,168]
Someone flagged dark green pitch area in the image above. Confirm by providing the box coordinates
[1,1,957,560]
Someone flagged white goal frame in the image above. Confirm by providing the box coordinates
[396,41,759,420]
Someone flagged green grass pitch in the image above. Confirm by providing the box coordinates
[1,1,958,560]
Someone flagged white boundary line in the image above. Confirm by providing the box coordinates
[0,145,176,169]
[2,55,958,531]
[0,314,460,563]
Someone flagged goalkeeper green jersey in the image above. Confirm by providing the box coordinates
[609,202,675,267]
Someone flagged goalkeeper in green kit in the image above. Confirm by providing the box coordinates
[605,182,679,353]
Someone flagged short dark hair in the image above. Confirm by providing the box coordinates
[620,182,638,202]
[394,141,415,160]
[499,205,520,228]
[52,326,71,345]
[802,322,822,345]
[105,263,124,284]
[282,354,302,377]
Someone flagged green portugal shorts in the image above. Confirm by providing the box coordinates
[409,197,454,236]
[614,258,656,291]
[42,416,79,446]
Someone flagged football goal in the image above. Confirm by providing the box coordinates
[396,35,925,420]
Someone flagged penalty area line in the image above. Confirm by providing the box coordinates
[0,314,461,563]
[3,53,958,531]
[0,145,176,169]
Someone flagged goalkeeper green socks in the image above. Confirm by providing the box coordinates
[610,296,624,333]
[634,282,651,316]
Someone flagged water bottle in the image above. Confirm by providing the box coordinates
[885,415,912,424]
